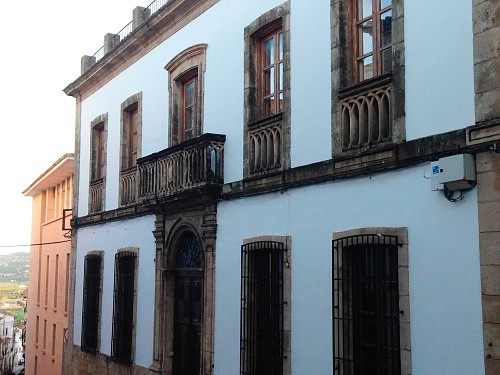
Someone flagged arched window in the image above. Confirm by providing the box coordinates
[175,231,203,269]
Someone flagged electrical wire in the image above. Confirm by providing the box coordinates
[0,239,71,248]
[444,188,464,202]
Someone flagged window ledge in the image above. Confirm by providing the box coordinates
[339,73,392,99]
[248,112,283,130]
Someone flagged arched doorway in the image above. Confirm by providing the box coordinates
[172,231,203,375]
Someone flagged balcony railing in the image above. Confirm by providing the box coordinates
[89,178,104,213]
[138,133,225,202]
[120,167,138,207]
[340,82,392,151]
[91,0,171,62]
[248,115,282,174]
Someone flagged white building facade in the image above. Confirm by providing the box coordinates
[64,0,499,374]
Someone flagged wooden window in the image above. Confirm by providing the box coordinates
[81,254,102,353]
[89,114,107,213]
[92,124,106,181]
[243,4,291,177]
[260,27,284,118]
[124,106,139,170]
[352,0,392,82]
[182,75,198,141]
[240,241,286,375]
[165,44,207,146]
[111,251,137,365]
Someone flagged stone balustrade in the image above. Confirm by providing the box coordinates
[340,83,392,151]
[89,179,104,213]
[120,167,138,207]
[248,120,282,174]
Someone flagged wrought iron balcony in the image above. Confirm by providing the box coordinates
[137,133,225,203]
[340,80,392,151]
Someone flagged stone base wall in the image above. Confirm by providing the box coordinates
[63,344,152,375]
[477,152,500,375]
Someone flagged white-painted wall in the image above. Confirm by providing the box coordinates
[405,0,475,139]
[290,0,332,167]
[73,215,156,367]
[214,163,484,375]
[77,0,477,216]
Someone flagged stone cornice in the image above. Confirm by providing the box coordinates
[63,0,219,101]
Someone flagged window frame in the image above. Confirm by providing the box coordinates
[88,114,108,212]
[165,44,207,147]
[332,227,411,375]
[120,93,143,172]
[259,26,284,118]
[81,252,103,354]
[351,0,393,83]
[181,73,198,141]
[331,0,405,156]
[240,235,291,375]
[111,248,139,366]
[243,2,291,177]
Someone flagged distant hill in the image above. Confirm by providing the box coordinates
[0,252,29,283]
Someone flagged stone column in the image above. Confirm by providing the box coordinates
[472,1,500,374]
[150,214,165,373]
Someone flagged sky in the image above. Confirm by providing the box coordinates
[0,0,147,254]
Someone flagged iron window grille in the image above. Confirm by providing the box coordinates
[81,254,101,353]
[111,251,136,365]
[240,241,285,375]
[333,234,401,375]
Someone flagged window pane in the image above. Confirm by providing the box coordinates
[264,68,274,96]
[185,106,194,131]
[381,47,392,73]
[279,62,283,91]
[185,80,195,107]
[380,9,392,48]
[278,92,284,112]
[263,37,274,67]
[279,32,283,61]
[358,0,372,20]
[264,96,275,117]
[359,21,373,56]
[380,0,391,10]
[359,55,373,80]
